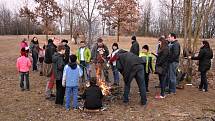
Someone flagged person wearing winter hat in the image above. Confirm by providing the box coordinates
[91,38,110,83]
[62,54,83,110]
[130,36,140,56]
[139,45,155,92]
[108,43,120,86]
[16,48,32,91]
[44,39,57,100]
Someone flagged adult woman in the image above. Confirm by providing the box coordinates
[190,41,213,92]
[155,37,169,99]
[30,37,39,71]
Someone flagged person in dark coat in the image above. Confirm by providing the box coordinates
[190,41,213,92]
[82,77,103,110]
[30,37,40,71]
[130,36,140,56]
[115,49,147,105]
[52,44,66,105]
[61,39,70,64]
[44,39,57,64]
[91,38,110,83]
[168,32,180,94]
[155,37,169,98]
[44,39,57,99]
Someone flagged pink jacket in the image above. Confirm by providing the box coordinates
[16,56,32,72]
[20,41,28,50]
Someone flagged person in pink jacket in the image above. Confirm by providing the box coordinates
[16,48,32,91]
[20,38,28,50]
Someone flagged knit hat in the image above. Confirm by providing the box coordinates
[131,36,136,41]
[70,54,77,63]
[48,39,53,43]
[142,45,149,51]
[61,39,68,43]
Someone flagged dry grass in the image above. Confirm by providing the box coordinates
[0,35,215,121]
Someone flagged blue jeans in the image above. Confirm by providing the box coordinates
[19,72,29,90]
[168,62,178,93]
[123,68,147,105]
[112,65,119,84]
[65,86,78,109]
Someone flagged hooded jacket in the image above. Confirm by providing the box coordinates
[52,52,65,80]
[44,42,57,64]
[130,40,140,56]
[62,63,83,87]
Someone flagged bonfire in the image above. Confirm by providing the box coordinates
[95,64,111,96]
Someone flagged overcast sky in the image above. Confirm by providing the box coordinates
[0,0,160,13]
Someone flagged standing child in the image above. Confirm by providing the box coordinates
[52,44,66,105]
[108,43,120,86]
[62,55,83,110]
[39,45,46,76]
[139,45,155,92]
[16,48,32,91]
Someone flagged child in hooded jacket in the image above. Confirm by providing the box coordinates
[16,48,32,91]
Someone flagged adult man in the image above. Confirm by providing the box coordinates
[168,32,180,94]
[44,39,57,99]
[91,38,109,83]
[130,36,140,56]
[116,49,147,105]
[76,41,91,81]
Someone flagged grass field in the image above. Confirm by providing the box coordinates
[0,35,214,121]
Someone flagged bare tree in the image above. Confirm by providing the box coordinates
[77,0,100,46]
[35,0,62,40]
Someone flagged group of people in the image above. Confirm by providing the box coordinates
[16,33,213,111]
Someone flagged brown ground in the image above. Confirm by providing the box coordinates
[0,35,215,121]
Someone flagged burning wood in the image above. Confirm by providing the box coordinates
[95,64,111,96]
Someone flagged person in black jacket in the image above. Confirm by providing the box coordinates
[155,37,169,98]
[168,32,180,94]
[52,45,66,105]
[61,39,70,64]
[30,37,40,71]
[82,77,103,110]
[190,41,213,92]
[116,50,147,105]
[130,36,140,56]
[44,39,57,99]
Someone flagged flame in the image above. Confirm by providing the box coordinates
[96,64,111,96]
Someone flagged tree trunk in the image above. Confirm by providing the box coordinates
[171,0,175,32]
[117,21,120,42]
[27,17,30,41]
